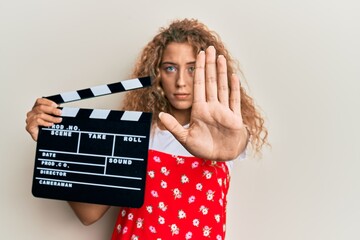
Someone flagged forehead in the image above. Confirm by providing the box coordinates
[161,42,196,62]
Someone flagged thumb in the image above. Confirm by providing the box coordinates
[158,112,188,144]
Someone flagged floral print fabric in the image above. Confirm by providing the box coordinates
[111,150,230,240]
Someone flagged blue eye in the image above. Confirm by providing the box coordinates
[188,66,195,73]
[165,66,176,72]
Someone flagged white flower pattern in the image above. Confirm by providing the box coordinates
[178,210,186,219]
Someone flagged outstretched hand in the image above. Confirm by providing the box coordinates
[159,46,249,161]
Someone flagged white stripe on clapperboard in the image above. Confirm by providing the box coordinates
[89,109,111,119]
[60,91,81,102]
[121,111,142,121]
[61,107,80,117]
[122,78,143,90]
[59,78,143,102]
[90,85,111,96]
[60,107,142,121]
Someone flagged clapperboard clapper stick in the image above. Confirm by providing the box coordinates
[32,76,152,208]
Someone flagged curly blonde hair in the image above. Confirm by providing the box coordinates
[122,18,268,154]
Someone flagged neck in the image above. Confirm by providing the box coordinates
[172,108,191,125]
[157,108,191,130]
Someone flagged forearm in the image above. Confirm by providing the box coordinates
[68,201,110,226]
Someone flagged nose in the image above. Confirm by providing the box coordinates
[176,69,186,87]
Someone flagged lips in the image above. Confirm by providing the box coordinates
[174,93,190,99]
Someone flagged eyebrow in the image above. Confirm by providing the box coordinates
[161,61,196,66]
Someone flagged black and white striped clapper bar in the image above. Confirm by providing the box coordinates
[32,76,152,208]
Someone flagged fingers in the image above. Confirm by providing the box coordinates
[194,46,241,114]
[26,116,58,141]
[25,98,62,141]
[217,55,229,106]
[158,112,188,144]
[205,46,218,101]
[193,51,206,103]
[33,97,58,108]
[26,98,62,124]
[194,47,220,103]
[194,46,229,104]
[229,74,241,116]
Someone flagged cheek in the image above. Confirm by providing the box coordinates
[186,76,194,91]
[188,76,194,85]
[159,79,171,97]
[160,74,174,88]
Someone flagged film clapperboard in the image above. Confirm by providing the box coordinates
[32,76,152,208]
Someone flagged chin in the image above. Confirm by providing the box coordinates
[170,104,192,112]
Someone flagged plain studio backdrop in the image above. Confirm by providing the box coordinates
[1,0,359,239]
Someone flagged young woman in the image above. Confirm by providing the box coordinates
[26,19,267,239]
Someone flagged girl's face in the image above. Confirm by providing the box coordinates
[160,42,196,124]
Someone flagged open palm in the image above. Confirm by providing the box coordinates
[159,46,248,161]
